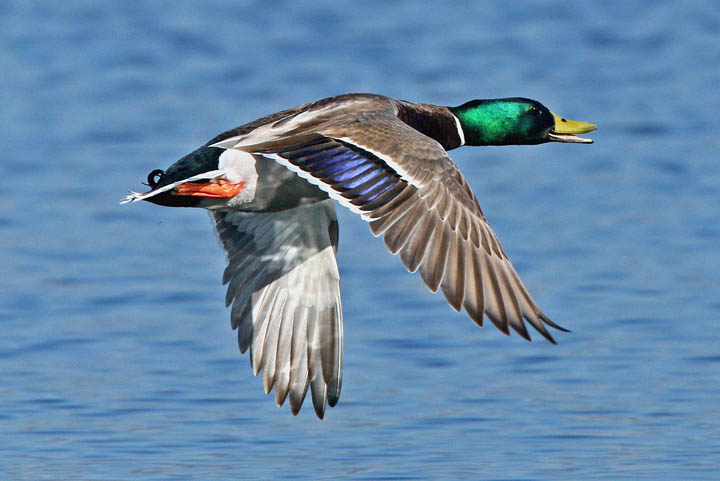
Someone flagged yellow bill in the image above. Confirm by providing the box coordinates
[548,112,597,143]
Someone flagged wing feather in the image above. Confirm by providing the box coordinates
[214,102,563,348]
[213,199,343,416]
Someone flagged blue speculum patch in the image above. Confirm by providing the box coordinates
[334,165,381,189]
[325,158,374,183]
[282,141,406,204]
[353,175,396,198]
[311,152,364,177]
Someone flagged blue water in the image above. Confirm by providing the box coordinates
[2,1,719,479]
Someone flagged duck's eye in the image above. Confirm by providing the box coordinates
[145,169,165,188]
[528,106,541,116]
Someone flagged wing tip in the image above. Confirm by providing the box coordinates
[464,307,570,345]
[542,315,571,333]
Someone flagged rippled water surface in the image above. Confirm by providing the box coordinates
[2,1,719,479]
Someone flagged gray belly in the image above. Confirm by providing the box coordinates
[243,155,329,212]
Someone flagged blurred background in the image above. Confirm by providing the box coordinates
[1,1,719,479]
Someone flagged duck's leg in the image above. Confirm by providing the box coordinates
[172,179,245,198]
[120,168,228,204]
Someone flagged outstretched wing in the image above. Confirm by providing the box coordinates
[213,199,342,418]
[213,106,566,343]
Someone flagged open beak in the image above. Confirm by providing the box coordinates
[547,113,597,144]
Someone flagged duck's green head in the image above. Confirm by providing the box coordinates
[449,98,597,146]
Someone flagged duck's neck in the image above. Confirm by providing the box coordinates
[395,101,465,151]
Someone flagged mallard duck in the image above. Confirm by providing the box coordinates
[122,93,596,418]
